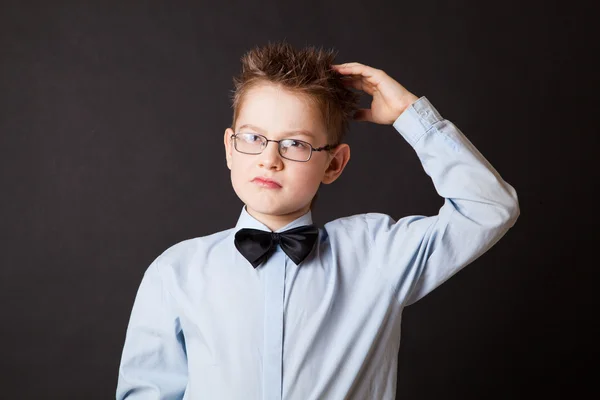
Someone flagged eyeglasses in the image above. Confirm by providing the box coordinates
[230,132,336,162]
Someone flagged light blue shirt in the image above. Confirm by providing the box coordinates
[116,96,519,400]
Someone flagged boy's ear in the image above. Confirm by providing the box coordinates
[224,128,234,170]
[322,144,350,184]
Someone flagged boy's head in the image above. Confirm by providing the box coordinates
[224,41,360,229]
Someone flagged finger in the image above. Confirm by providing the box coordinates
[353,108,373,122]
[332,63,372,76]
[341,76,375,95]
[333,62,370,69]
[334,63,384,87]
[333,62,377,77]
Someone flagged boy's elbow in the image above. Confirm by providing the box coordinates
[507,187,520,226]
[498,189,520,230]
[510,198,520,224]
[481,188,520,233]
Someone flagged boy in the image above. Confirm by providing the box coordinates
[116,42,519,399]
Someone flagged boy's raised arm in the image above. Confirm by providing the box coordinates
[116,260,188,399]
[332,63,520,305]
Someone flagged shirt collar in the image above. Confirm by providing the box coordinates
[234,205,314,233]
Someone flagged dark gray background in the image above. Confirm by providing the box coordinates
[1,0,596,398]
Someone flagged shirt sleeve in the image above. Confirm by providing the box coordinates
[116,259,188,399]
[365,96,520,306]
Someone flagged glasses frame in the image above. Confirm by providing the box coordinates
[230,132,337,162]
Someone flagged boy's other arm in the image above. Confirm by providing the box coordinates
[116,260,188,399]
[381,97,519,305]
[332,63,520,305]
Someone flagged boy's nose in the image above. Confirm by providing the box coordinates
[258,141,283,168]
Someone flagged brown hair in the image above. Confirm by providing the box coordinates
[229,41,360,146]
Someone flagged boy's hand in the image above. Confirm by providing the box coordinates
[331,62,419,125]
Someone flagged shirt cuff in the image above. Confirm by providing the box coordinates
[392,96,443,147]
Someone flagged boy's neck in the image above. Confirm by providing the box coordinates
[244,205,312,232]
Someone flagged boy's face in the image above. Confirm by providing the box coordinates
[224,82,349,230]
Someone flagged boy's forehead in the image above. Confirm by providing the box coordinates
[236,84,327,138]
[237,123,317,139]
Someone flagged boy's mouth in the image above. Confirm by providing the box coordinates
[252,177,282,188]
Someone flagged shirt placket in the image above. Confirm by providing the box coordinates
[262,247,286,400]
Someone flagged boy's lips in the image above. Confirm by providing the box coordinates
[252,176,282,188]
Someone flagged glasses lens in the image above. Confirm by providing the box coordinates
[280,139,311,161]
[233,133,312,161]
[235,133,265,154]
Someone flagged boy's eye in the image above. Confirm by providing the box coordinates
[240,133,261,142]
[286,140,306,148]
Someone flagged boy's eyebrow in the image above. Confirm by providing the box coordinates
[237,124,315,139]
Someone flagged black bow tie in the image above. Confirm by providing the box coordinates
[234,225,319,268]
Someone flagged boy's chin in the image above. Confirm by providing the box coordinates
[246,203,309,217]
